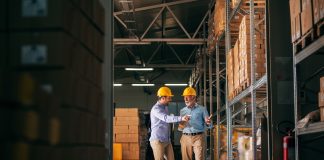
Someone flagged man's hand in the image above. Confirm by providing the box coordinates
[205,114,212,125]
[181,115,191,122]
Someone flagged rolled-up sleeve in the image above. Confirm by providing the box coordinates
[152,107,181,123]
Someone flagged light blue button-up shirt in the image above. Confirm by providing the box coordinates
[180,103,209,133]
[149,101,182,142]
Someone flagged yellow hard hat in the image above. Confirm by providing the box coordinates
[157,86,174,97]
[182,87,196,96]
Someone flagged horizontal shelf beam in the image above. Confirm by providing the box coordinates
[295,35,324,64]
[114,38,206,45]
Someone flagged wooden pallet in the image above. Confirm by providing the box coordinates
[293,28,315,54]
[241,0,265,9]
[240,80,250,91]
[316,19,324,37]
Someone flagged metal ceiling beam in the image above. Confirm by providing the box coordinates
[114,0,201,16]
[166,6,191,38]
[115,64,194,68]
[167,45,184,64]
[141,7,165,39]
[114,15,138,38]
[147,43,163,64]
[114,38,206,45]
[193,10,209,38]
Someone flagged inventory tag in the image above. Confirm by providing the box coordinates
[22,0,47,17]
[21,45,47,64]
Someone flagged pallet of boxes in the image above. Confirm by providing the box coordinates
[319,77,324,121]
[289,0,324,53]
[114,108,141,160]
[227,13,266,98]
[0,0,107,159]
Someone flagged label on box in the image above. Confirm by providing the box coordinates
[22,0,47,17]
[21,45,47,64]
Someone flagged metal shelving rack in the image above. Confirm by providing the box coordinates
[189,0,270,159]
[215,0,268,159]
[293,31,324,159]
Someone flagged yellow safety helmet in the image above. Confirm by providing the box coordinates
[182,87,197,96]
[157,86,174,97]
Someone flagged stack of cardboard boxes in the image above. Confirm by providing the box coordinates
[233,40,240,98]
[238,15,266,89]
[214,0,225,40]
[289,0,324,44]
[227,14,266,98]
[227,49,234,100]
[114,108,140,160]
[208,10,216,53]
[213,125,252,159]
[0,0,106,159]
[319,77,324,121]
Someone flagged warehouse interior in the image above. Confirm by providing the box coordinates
[0,0,324,160]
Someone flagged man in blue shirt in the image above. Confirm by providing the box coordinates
[179,87,211,160]
[150,86,190,160]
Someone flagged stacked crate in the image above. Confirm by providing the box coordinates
[289,0,302,43]
[227,49,234,100]
[233,40,240,96]
[0,0,106,159]
[238,14,266,91]
[319,77,324,121]
[214,0,225,39]
[208,10,216,53]
[289,0,324,50]
[301,0,313,35]
[114,108,141,160]
[213,125,252,159]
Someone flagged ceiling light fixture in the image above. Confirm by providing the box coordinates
[113,83,123,86]
[131,84,155,86]
[125,68,154,71]
[165,83,188,86]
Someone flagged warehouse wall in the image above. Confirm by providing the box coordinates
[114,86,186,111]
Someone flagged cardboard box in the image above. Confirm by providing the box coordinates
[115,117,139,126]
[60,108,79,144]
[290,15,296,42]
[128,134,139,143]
[114,125,128,134]
[295,13,302,39]
[128,125,139,134]
[9,32,74,68]
[320,77,324,92]
[129,143,140,152]
[9,0,80,38]
[313,0,320,24]
[320,107,324,122]
[115,108,139,117]
[320,0,324,19]
[12,110,39,141]
[115,133,128,142]
[319,92,324,107]
[115,108,128,117]
[301,0,313,35]
[121,143,129,151]
[128,108,139,116]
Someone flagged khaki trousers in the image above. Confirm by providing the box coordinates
[150,140,175,160]
[180,133,206,160]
